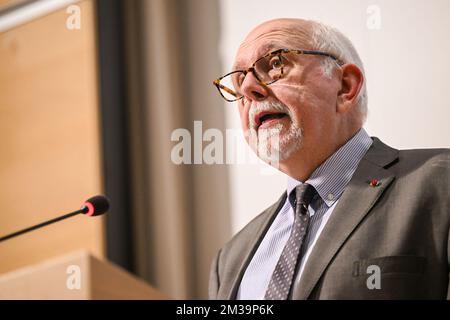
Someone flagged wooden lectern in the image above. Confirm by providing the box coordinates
[0,250,167,299]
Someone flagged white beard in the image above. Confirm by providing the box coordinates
[247,101,303,165]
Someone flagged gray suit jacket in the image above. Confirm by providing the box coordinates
[209,137,450,299]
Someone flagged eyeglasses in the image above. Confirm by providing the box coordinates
[212,48,342,102]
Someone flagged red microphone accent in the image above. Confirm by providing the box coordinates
[84,202,95,216]
[83,195,109,216]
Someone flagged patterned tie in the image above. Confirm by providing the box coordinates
[264,183,317,300]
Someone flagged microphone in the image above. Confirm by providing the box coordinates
[0,195,110,243]
[81,195,110,217]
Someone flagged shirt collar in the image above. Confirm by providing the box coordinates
[287,128,373,207]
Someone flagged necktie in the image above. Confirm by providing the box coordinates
[264,183,317,300]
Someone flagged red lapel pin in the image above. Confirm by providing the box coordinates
[369,179,381,187]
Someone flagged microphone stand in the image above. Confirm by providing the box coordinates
[0,208,86,243]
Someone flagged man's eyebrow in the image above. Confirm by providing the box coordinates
[232,43,280,71]
[232,61,245,72]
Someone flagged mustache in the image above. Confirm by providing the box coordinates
[248,101,291,129]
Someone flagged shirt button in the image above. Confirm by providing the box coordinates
[327,193,334,201]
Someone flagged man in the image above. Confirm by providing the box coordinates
[209,18,450,299]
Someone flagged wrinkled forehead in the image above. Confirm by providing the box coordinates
[233,22,313,70]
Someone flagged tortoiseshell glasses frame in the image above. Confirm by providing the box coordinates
[212,48,342,102]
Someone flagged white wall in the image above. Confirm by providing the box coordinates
[218,0,450,233]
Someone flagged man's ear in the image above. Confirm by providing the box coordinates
[336,63,364,113]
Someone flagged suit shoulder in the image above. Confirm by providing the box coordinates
[399,147,449,158]
[396,148,450,171]
[393,148,449,209]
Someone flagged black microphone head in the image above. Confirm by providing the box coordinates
[82,195,110,217]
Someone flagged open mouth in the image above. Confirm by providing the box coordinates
[255,111,289,129]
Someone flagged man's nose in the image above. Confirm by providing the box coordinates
[240,71,269,102]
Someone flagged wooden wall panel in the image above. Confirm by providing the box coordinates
[0,0,105,273]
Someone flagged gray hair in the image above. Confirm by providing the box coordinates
[309,20,368,123]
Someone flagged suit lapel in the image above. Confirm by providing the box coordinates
[224,193,287,299]
[291,137,399,299]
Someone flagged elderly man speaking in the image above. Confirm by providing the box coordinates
[209,18,450,300]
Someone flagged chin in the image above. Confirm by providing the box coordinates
[249,122,303,165]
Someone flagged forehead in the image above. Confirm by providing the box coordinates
[233,22,312,70]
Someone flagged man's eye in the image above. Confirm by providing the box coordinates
[269,56,283,69]
[231,73,245,88]
[237,73,246,86]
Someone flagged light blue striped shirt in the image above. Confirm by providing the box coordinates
[237,128,373,300]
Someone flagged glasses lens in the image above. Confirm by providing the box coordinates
[254,52,284,84]
[217,71,243,101]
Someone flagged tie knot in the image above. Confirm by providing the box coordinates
[289,183,316,209]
